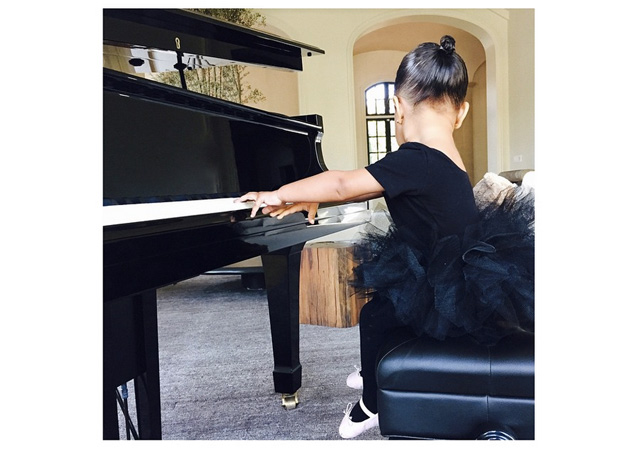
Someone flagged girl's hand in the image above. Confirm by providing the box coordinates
[263,202,319,224]
[235,191,283,218]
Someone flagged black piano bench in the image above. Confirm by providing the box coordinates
[376,329,534,440]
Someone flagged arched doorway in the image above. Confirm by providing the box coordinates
[352,16,490,185]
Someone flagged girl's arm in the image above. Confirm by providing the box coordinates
[262,189,382,224]
[236,168,384,219]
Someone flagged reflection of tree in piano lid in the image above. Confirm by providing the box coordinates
[151,8,267,105]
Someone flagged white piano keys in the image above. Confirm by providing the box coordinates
[103,198,255,226]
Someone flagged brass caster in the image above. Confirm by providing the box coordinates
[281,392,299,410]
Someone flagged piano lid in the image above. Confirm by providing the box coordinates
[103,9,325,74]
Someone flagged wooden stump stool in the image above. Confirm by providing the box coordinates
[299,240,369,327]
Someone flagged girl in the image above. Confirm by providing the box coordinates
[237,35,534,439]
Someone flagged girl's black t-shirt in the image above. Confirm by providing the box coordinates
[365,141,479,253]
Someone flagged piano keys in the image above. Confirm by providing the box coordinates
[103,9,368,440]
[103,197,255,227]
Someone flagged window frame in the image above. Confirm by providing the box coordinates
[365,82,398,164]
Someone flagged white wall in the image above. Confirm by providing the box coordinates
[507,10,535,170]
[472,63,489,181]
[243,65,300,117]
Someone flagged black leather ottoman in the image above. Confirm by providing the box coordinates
[376,329,534,440]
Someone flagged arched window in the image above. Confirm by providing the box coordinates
[365,82,398,163]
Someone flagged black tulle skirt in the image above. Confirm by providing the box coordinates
[352,185,534,345]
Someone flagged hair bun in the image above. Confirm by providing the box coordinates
[439,35,456,54]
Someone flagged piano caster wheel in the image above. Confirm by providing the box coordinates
[281,392,299,410]
[475,423,516,440]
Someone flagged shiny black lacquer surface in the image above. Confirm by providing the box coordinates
[103,68,327,205]
[102,66,338,301]
[103,9,324,72]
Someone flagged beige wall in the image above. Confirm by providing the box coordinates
[250,8,534,177]
[472,63,489,181]
[507,10,535,170]
[244,65,300,117]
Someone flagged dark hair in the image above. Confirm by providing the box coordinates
[394,35,468,109]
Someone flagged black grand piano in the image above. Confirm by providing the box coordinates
[103,9,368,440]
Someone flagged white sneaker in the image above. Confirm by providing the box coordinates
[338,398,379,439]
[346,367,363,390]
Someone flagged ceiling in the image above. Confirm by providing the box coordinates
[353,22,486,80]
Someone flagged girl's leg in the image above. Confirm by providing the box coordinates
[339,294,407,438]
[359,294,406,414]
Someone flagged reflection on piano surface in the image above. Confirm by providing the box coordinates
[103,9,368,439]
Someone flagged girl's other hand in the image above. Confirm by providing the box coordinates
[264,202,319,224]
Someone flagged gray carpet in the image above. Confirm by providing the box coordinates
[117,274,384,440]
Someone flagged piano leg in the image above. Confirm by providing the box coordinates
[103,291,162,439]
[261,243,305,408]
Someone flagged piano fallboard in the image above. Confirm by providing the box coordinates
[103,68,327,206]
